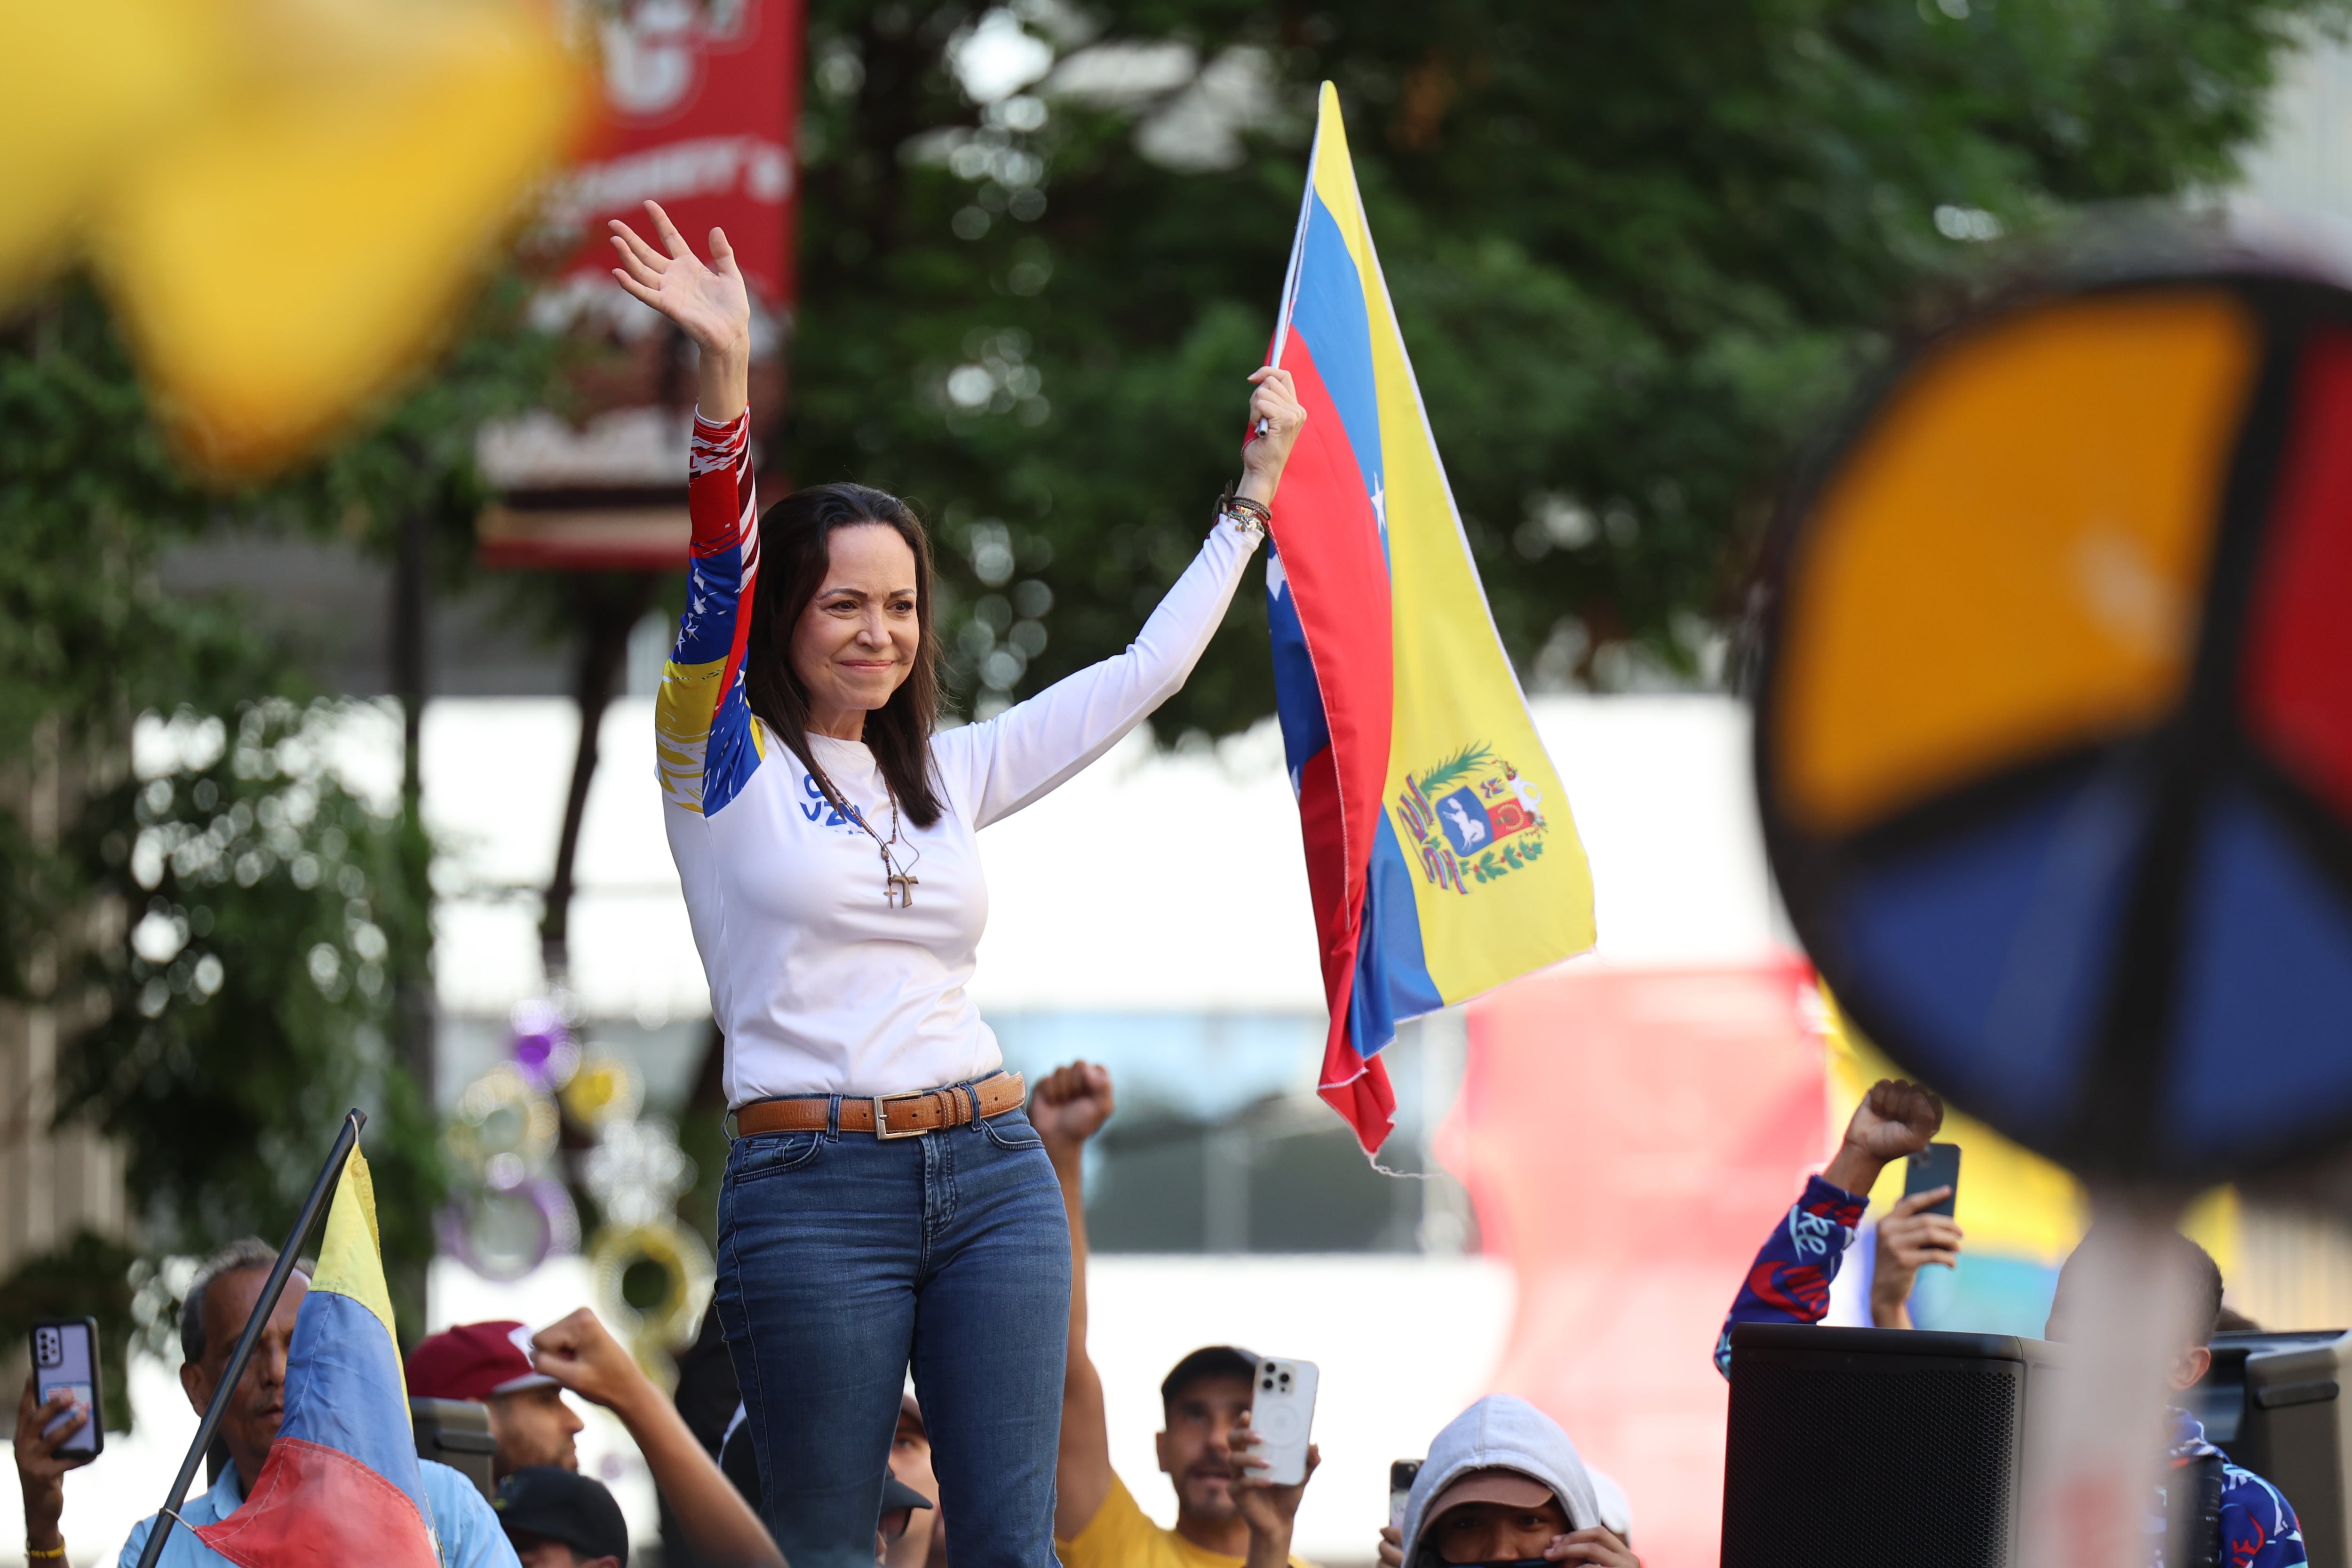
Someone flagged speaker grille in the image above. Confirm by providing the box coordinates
[1723,1359,2022,1568]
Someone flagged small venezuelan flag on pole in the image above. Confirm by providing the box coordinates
[1267,83,1597,1153]
[194,1146,440,1568]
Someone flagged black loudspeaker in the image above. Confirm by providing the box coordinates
[2190,1329,2352,1568]
[1722,1323,2058,1568]
[410,1395,498,1500]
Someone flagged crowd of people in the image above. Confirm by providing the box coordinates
[11,1061,2305,1568]
[8,1055,1640,1568]
[5,203,2298,1568]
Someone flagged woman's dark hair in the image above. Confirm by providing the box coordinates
[743,482,945,828]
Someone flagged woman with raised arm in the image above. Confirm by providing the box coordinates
[606,199,1303,1568]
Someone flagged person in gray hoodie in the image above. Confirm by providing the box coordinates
[1377,1396,1638,1568]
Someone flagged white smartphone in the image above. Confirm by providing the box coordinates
[1250,1355,1318,1486]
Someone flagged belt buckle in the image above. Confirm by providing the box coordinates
[872,1090,928,1140]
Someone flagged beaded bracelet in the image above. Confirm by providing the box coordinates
[1216,484,1271,536]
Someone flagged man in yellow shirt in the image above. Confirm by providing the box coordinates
[1033,1061,1318,1568]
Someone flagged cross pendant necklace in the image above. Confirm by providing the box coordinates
[849,788,920,908]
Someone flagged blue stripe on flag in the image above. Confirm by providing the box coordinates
[1287,194,1385,517]
[280,1290,432,1527]
[1267,549,1332,795]
[1347,812,1445,1058]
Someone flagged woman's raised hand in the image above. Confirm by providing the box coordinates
[609,199,749,352]
[609,199,752,421]
[1237,366,1306,507]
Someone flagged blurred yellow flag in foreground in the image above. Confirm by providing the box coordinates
[0,0,587,476]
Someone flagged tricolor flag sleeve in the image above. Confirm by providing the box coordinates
[1267,83,1597,1152]
[656,408,766,818]
[194,1147,440,1568]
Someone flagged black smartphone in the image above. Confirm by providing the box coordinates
[32,1318,102,1459]
[1390,1458,1422,1530]
[1904,1142,1962,1218]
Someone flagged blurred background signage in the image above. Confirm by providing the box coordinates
[477,0,803,571]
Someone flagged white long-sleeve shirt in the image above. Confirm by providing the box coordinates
[655,410,1260,1105]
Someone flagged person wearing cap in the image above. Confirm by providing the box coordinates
[496,1466,631,1568]
[1380,1397,1638,1568]
[528,1307,785,1568]
[409,1320,586,1479]
[1034,1060,1319,1568]
[876,1472,936,1566]
[712,1394,936,1568]
[95,1239,517,1568]
[701,1392,931,1561]
[674,1301,942,1568]
[886,1394,947,1568]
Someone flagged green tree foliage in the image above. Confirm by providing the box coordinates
[0,282,551,1353]
[64,701,435,1276]
[790,0,2342,722]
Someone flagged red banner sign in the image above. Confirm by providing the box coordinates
[549,0,802,321]
[481,0,801,570]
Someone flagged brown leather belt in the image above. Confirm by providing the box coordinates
[732,1072,1026,1140]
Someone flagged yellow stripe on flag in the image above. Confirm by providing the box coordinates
[310,1146,406,1392]
[1304,83,1597,1001]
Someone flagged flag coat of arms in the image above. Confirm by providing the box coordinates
[194,1147,441,1568]
[1267,83,1597,1152]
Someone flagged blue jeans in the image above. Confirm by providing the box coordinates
[714,1095,1070,1568]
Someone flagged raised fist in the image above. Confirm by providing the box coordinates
[1030,1060,1115,1155]
[1842,1078,1943,1163]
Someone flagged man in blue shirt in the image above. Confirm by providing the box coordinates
[12,1237,515,1568]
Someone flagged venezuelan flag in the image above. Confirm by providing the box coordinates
[194,1147,440,1568]
[1267,84,1596,1152]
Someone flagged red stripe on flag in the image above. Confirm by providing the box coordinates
[1319,1044,1397,1153]
[194,1437,438,1568]
[1295,745,1355,1004]
[1267,332,1395,1072]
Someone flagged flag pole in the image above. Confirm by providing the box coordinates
[134,1108,367,1568]
[1250,82,1327,442]
[1266,88,1325,374]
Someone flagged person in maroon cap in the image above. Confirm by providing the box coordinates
[422,1309,785,1567]
[407,1320,584,1480]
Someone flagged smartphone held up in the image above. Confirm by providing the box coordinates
[1903,1142,1962,1218]
[1391,1458,1423,1530]
[32,1318,103,1460]
[1251,1356,1319,1486]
